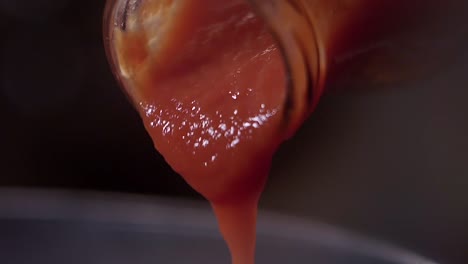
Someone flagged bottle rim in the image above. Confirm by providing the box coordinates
[248,0,326,139]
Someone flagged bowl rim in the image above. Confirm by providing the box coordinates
[0,187,437,264]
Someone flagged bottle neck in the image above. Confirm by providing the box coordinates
[249,0,326,139]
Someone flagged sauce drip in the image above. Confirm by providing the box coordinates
[112,1,286,263]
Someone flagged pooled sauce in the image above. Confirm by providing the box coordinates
[112,1,286,263]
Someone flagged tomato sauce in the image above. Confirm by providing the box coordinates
[108,0,467,263]
[113,1,286,263]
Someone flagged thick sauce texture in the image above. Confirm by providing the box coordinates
[113,0,286,263]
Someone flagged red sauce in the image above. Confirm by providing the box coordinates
[109,1,463,263]
[113,1,285,263]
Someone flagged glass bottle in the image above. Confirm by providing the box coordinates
[248,0,468,136]
[104,0,468,138]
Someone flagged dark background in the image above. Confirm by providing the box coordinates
[0,0,467,263]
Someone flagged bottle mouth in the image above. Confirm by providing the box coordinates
[103,0,325,140]
[249,0,326,139]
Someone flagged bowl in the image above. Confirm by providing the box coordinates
[0,188,436,264]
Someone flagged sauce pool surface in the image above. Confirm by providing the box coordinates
[111,1,286,263]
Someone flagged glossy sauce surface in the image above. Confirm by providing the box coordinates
[112,1,286,263]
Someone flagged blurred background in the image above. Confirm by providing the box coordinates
[0,0,467,263]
